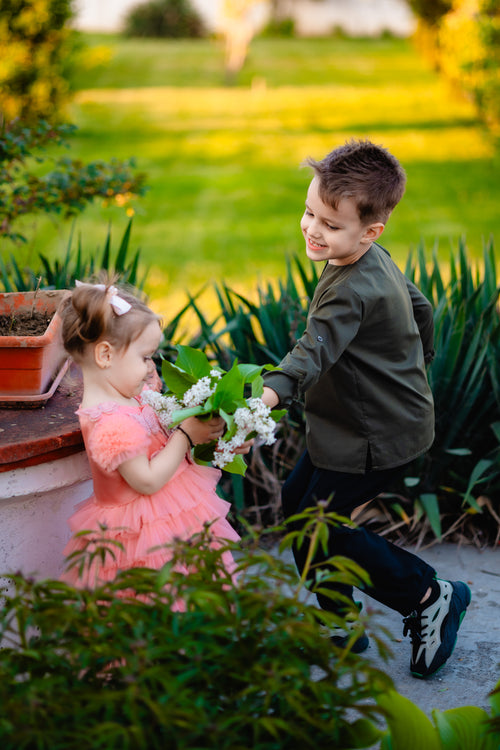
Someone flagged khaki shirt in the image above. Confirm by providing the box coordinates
[263,243,435,473]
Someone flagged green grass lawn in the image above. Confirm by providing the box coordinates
[13,35,499,310]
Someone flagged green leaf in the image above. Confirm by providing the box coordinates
[211,360,246,412]
[175,344,212,380]
[404,476,421,487]
[193,440,217,463]
[271,408,287,421]
[161,359,197,397]
[169,405,206,427]
[462,459,495,510]
[216,454,247,475]
[337,717,385,748]
[417,493,442,540]
[433,706,497,750]
[378,691,441,750]
[489,679,500,716]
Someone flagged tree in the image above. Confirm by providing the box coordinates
[0,0,77,123]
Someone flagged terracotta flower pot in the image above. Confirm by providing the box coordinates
[0,290,70,407]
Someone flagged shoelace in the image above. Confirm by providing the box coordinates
[402,610,424,645]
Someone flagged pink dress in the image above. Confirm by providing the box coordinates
[61,393,240,589]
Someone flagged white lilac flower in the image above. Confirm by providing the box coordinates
[142,390,180,430]
[213,398,278,467]
[182,376,216,407]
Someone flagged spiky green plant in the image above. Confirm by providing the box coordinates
[0,218,147,292]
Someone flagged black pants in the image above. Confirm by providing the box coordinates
[282,451,436,617]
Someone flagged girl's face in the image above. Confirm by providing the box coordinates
[106,320,162,400]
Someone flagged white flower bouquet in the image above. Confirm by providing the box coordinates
[143,345,286,475]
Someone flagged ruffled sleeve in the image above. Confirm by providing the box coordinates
[87,411,151,472]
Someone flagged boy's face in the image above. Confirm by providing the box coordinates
[300,176,384,266]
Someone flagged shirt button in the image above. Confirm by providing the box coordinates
[317,335,324,342]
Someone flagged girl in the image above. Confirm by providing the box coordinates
[59,280,241,590]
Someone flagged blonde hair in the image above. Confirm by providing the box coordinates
[60,280,161,362]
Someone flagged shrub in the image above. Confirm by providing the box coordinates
[123,0,206,39]
[402,238,500,543]
[0,511,392,749]
[438,0,500,134]
[0,119,148,244]
[0,0,77,122]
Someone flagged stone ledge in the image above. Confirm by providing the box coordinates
[0,364,84,473]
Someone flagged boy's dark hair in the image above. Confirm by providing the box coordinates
[305,139,406,224]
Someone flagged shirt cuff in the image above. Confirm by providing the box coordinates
[262,369,299,408]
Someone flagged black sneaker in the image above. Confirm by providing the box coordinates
[403,579,471,678]
[330,627,369,654]
[330,602,369,654]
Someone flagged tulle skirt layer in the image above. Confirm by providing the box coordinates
[61,462,239,591]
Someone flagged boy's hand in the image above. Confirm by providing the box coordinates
[233,438,255,455]
[262,386,280,409]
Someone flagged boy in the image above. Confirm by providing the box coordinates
[262,139,470,678]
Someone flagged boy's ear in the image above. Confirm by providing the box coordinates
[94,340,114,369]
[362,222,385,243]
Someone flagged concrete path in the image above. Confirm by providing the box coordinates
[279,542,500,716]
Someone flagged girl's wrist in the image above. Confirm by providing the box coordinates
[176,425,194,450]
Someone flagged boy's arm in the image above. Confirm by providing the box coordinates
[263,286,362,407]
[405,278,435,364]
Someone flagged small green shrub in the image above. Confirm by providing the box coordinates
[0,119,148,244]
[0,510,393,749]
[123,0,206,39]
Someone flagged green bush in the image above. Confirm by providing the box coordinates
[0,119,147,244]
[123,0,206,39]
[0,511,393,749]
[403,238,500,542]
[0,0,77,122]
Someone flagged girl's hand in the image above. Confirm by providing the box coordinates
[181,415,225,445]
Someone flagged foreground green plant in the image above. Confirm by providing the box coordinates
[0,509,393,749]
[378,683,500,749]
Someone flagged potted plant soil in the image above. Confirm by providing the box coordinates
[0,289,70,407]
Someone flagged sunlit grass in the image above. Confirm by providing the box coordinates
[11,35,499,303]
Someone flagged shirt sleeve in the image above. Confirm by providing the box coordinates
[263,284,363,407]
[405,278,435,364]
[87,412,151,472]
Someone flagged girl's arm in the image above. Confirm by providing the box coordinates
[117,416,224,495]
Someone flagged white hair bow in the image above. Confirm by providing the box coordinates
[75,280,132,315]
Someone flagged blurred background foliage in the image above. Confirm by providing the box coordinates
[1,0,500,545]
[0,0,499,312]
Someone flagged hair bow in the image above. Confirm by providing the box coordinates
[75,280,132,316]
